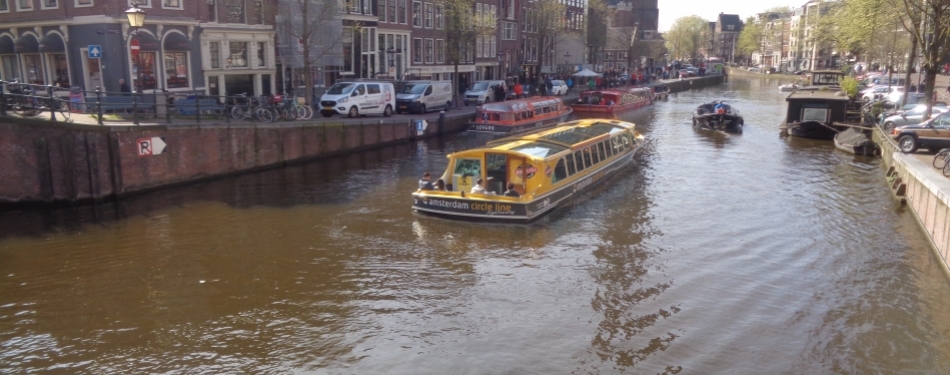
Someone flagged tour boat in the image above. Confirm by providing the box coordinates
[411,119,645,222]
[693,101,744,133]
[468,96,573,134]
[571,87,653,116]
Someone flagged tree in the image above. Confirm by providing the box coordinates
[665,16,707,61]
[891,0,950,116]
[442,0,496,106]
[276,0,347,105]
[587,0,610,67]
[532,0,569,76]
[737,16,763,57]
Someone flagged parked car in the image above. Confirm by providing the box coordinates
[892,111,950,153]
[550,80,568,95]
[319,81,396,118]
[861,86,902,103]
[463,80,506,105]
[396,80,453,114]
[881,105,947,132]
[686,67,698,77]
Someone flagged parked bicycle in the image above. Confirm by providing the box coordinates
[5,80,70,120]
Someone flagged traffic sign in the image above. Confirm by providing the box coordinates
[130,39,140,56]
[88,45,102,59]
[137,136,167,157]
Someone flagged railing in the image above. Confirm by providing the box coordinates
[0,80,315,126]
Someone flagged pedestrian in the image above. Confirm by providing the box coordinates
[566,77,573,93]
[587,78,595,90]
[946,85,950,99]
[119,78,131,95]
[545,76,553,96]
[514,81,523,98]
[909,84,917,93]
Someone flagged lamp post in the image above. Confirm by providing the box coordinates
[497,54,504,80]
[125,4,146,125]
[564,52,571,72]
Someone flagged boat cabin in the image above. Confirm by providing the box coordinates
[785,90,849,124]
[474,97,565,123]
[807,70,844,87]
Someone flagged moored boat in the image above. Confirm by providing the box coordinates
[692,101,744,133]
[833,127,878,156]
[653,85,671,100]
[468,96,572,134]
[779,89,851,139]
[571,87,653,116]
[778,83,800,91]
[412,119,645,222]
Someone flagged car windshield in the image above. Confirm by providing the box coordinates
[327,83,355,95]
[402,84,427,94]
[472,82,489,90]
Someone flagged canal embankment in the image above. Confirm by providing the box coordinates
[0,75,724,205]
[876,128,950,277]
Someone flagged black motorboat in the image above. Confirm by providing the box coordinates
[693,101,744,133]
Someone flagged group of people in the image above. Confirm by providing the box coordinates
[418,172,520,197]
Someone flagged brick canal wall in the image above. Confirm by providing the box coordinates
[875,129,950,276]
[0,75,722,205]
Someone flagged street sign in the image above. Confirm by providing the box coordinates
[87,45,102,59]
[136,137,167,157]
[130,39,140,56]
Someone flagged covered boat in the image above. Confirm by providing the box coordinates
[692,101,744,133]
[412,119,645,222]
[778,83,800,91]
[653,85,671,100]
[779,89,851,139]
[469,96,572,134]
[833,127,878,156]
[571,87,653,116]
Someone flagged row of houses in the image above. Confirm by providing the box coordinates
[736,0,839,72]
[0,0,658,98]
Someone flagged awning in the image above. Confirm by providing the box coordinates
[0,35,13,54]
[162,32,190,51]
[38,33,65,53]
[134,32,160,51]
[14,34,38,53]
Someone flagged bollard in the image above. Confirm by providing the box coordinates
[195,95,201,124]
[96,86,103,125]
[438,110,445,134]
[409,118,415,140]
[225,95,230,124]
[163,88,172,123]
[0,80,6,117]
[132,88,140,125]
[48,86,56,122]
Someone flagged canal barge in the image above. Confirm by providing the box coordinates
[468,97,572,134]
[571,87,653,117]
[693,101,744,133]
[412,119,645,222]
[780,89,852,139]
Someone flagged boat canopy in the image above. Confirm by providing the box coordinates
[475,97,565,123]
[486,120,631,152]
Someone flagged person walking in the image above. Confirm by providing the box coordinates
[566,77,573,93]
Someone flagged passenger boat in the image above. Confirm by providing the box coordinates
[653,85,671,100]
[571,87,653,116]
[411,119,645,222]
[693,101,744,133]
[780,89,852,139]
[468,96,573,134]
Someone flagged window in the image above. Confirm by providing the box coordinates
[436,39,444,63]
[228,41,248,67]
[507,0,513,19]
[565,154,576,175]
[388,0,395,22]
[476,36,482,58]
[133,52,157,90]
[552,159,568,183]
[207,0,215,21]
[522,7,526,31]
[367,84,380,94]
[0,0,8,10]
[398,0,405,23]
[257,42,265,66]
[606,52,613,60]
[22,54,42,84]
[163,0,180,8]
[48,54,68,87]
[583,148,592,168]
[164,52,188,88]
[412,1,420,26]
[425,38,433,63]
[209,42,220,68]
[378,0,385,21]
[226,0,244,23]
[128,0,150,6]
[413,38,422,63]
[424,3,432,28]
[435,4,443,29]
[1,55,18,81]
[598,142,607,161]
[41,0,55,9]
[503,22,516,40]
[342,27,353,72]
[17,0,31,10]
[574,151,585,171]
[490,36,495,58]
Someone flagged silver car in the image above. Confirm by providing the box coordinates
[881,105,948,132]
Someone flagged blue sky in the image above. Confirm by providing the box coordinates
[658,0,798,31]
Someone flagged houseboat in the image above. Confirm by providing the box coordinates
[805,70,845,88]
[780,89,852,139]
[468,97,573,134]
[571,87,653,116]
[412,119,645,222]
[693,101,744,133]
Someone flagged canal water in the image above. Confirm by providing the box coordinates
[2,77,950,374]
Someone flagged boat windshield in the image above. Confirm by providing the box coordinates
[510,142,569,157]
[326,83,356,95]
[402,84,427,94]
[472,82,490,90]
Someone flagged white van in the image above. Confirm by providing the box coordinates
[319,81,396,118]
[396,81,453,114]
[463,80,506,105]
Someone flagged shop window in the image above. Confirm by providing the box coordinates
[209,42,220,68]
[48,53,68,87]
[228,41,248,67]
[1,55,19,81]
[22,54,43,84]
[257,42,265,66]
[164,51,188,88]
[132,52,157,90]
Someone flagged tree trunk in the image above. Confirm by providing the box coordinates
[901,38,918,107]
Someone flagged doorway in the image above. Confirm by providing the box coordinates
[80,48,102,92]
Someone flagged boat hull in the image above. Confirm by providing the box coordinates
[572,99,651,116]
[467,109,572,134]
[693,114,743,133]
[782,120,843,140]
[833,127,879,156]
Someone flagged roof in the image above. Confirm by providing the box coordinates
[786,89,850,101]
[718,14,742,31]
[478,119,635,158]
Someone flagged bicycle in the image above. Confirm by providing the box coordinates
[935,148,950,169]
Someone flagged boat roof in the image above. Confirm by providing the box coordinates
[478,97,561,111]
[456,119,635,160]
[786,89,850,101]
[809,70,844,75]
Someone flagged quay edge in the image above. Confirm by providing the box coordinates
[875,128,950,279]
[0,75,724,205]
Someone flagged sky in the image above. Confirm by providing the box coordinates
[657,0,799,31]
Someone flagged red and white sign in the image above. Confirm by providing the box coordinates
[130,39,140,56]
[136,136,167,157]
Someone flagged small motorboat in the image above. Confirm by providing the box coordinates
[653,85,671,100]
[778,83,800,91]
[692,101,743,133]
[834,126,878,156]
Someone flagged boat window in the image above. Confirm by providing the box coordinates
[565,154,576,175]
[583,148,593,168]
[591,145,600,164]
[491,112,501,121]
[534,108,542,116]
[453,158,482,192]
[574,151,585,172]
[622,133,631,149]
[599,141,609,159]
[552,158,568,184]
[486,153,507,194]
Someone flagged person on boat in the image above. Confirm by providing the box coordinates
[418,172,435,190]
[714,101,727,124]
[434,179,446,191]
[504,182,520,197]
[472,178,492,195]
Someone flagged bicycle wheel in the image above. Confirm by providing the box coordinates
[231,105,248,120]
[280,106,297,121]
[301,105,314,120]
[255,108,274,122]
[54,99,70,120]
[934,149,950,169]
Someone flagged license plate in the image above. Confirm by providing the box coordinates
[323,107,333,110]
[399,106,407,109]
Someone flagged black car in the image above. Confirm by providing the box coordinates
[892,111,950,153]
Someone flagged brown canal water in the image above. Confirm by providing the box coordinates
[2,77,950,374]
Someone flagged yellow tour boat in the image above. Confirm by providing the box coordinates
[411,119,645,221]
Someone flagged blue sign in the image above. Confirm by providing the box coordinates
[88,45,102,59]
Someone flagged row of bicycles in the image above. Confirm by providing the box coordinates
[1,80,71,119]
[227,93,313,122]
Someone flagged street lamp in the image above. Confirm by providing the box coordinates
[497,54,505,80]
[125,3,146,125]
